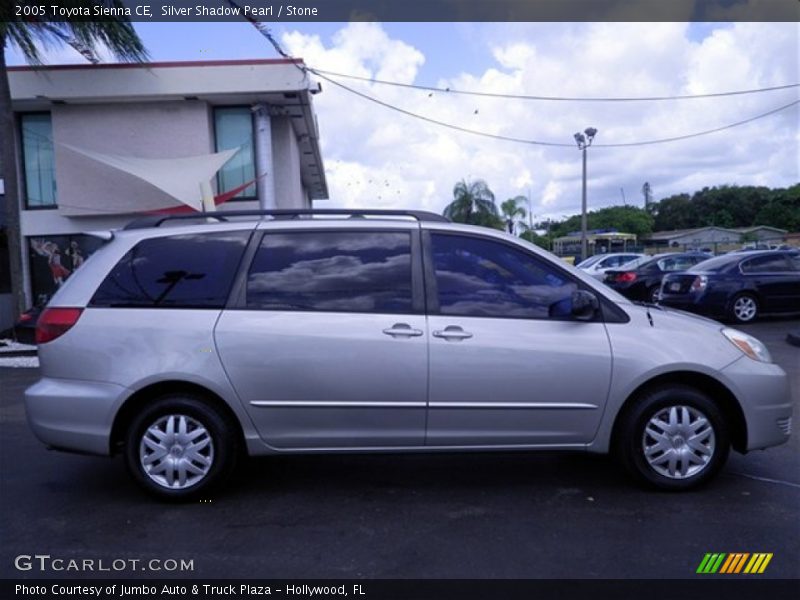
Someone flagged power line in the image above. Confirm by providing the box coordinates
[231,8,800,149]
[312,67,800,103]
[312,69,799,148]
[311,70,572,147]
[594,99,799,147]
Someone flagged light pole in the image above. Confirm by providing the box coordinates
[574,127,598,262]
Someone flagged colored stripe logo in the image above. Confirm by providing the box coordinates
[697,553,773,574]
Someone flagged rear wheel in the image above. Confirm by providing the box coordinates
[615,385,729,490]
[730,293,759,324]
[648,285,660,304]
[124,394,238,500]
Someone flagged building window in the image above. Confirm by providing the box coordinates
[214,107,256,199]
[21,113,57,208]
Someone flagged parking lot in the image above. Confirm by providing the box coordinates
[1,319,798,580]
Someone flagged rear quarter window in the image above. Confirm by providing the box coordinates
[740,254,791,274]
[90,231,250,308]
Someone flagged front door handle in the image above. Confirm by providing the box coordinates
[383,323,424,338]
[433,326,473,341]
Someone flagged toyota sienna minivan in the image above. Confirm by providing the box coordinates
[25,210,792,499]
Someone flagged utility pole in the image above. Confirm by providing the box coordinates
[574,127,597,262]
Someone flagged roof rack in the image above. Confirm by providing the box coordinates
[123,209,449,230]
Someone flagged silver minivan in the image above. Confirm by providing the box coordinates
[25,210,792,499]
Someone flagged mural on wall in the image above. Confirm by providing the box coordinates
[28,235,104,306]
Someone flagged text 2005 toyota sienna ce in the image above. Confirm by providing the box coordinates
[25,210,792,499]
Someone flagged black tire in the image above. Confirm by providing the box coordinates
[648,285,660,304]
[124,394,238,501]
[614,385,730,491]
[729,292,759,324]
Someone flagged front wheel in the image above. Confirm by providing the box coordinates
[124,394,238,500]
[615,386,730,490]
[730,293,759,324]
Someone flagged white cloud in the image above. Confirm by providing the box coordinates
[286,22,798,222]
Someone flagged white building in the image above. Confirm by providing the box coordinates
[645,226,787,250]
[1,59,328,328]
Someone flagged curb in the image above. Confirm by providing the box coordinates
[0,350,38,358]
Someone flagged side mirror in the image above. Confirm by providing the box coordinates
[571,290,599,320]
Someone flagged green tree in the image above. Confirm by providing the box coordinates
[653,193,694,231]
[500,196,527,234]
[547,205,653,239]
[754,185,800,232]
[651,185,792,232]
[519,229,551,250]
[1,2,148,316]
[443,179,503,229]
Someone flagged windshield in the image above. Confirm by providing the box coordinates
[576,255,605,268]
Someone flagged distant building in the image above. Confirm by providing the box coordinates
[1,59,328,329]
[644,226,787,250]
[553,230,637,257]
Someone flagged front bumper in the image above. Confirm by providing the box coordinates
[721,356,793,451]
[25,377,127,456]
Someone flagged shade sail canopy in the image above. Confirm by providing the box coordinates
[61,143,239,212]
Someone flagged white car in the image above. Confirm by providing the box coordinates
[577,253,648,280]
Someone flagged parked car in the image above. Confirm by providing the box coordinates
[604,252,713,303]
[659,250,800,323]
[25,210,791,499]
[577,252,647,281]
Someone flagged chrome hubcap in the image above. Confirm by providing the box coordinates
[733,297,756,321]
[643,405,715,479]
[139,414,214,490]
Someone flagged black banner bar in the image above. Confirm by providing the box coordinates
[2,0,799,23]
[4,579,800,600]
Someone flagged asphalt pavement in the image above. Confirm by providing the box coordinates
[1,319,798,580]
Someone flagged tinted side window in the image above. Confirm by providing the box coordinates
[246,231,413,313]
[741,255,790,273]
[90,231,250,308]
[431,234,578,319]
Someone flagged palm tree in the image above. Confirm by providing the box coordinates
[500,196,528,235]
[1,2,148,317]
[443,179,502,229]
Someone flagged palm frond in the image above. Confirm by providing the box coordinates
[1,1,148,64]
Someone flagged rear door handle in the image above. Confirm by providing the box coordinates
[433,326,473,341]
[382,323,423,338]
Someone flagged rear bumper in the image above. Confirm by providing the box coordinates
[721,357,793,451]
[24,378,127,456]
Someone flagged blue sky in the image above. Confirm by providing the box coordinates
[6,22,798,219]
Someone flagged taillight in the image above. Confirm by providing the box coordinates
[36,307,83,344]
[617,272,637,283]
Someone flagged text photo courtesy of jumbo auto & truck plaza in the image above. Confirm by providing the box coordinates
[1,1,799,600]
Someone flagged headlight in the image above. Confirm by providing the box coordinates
[722,328,772,363]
